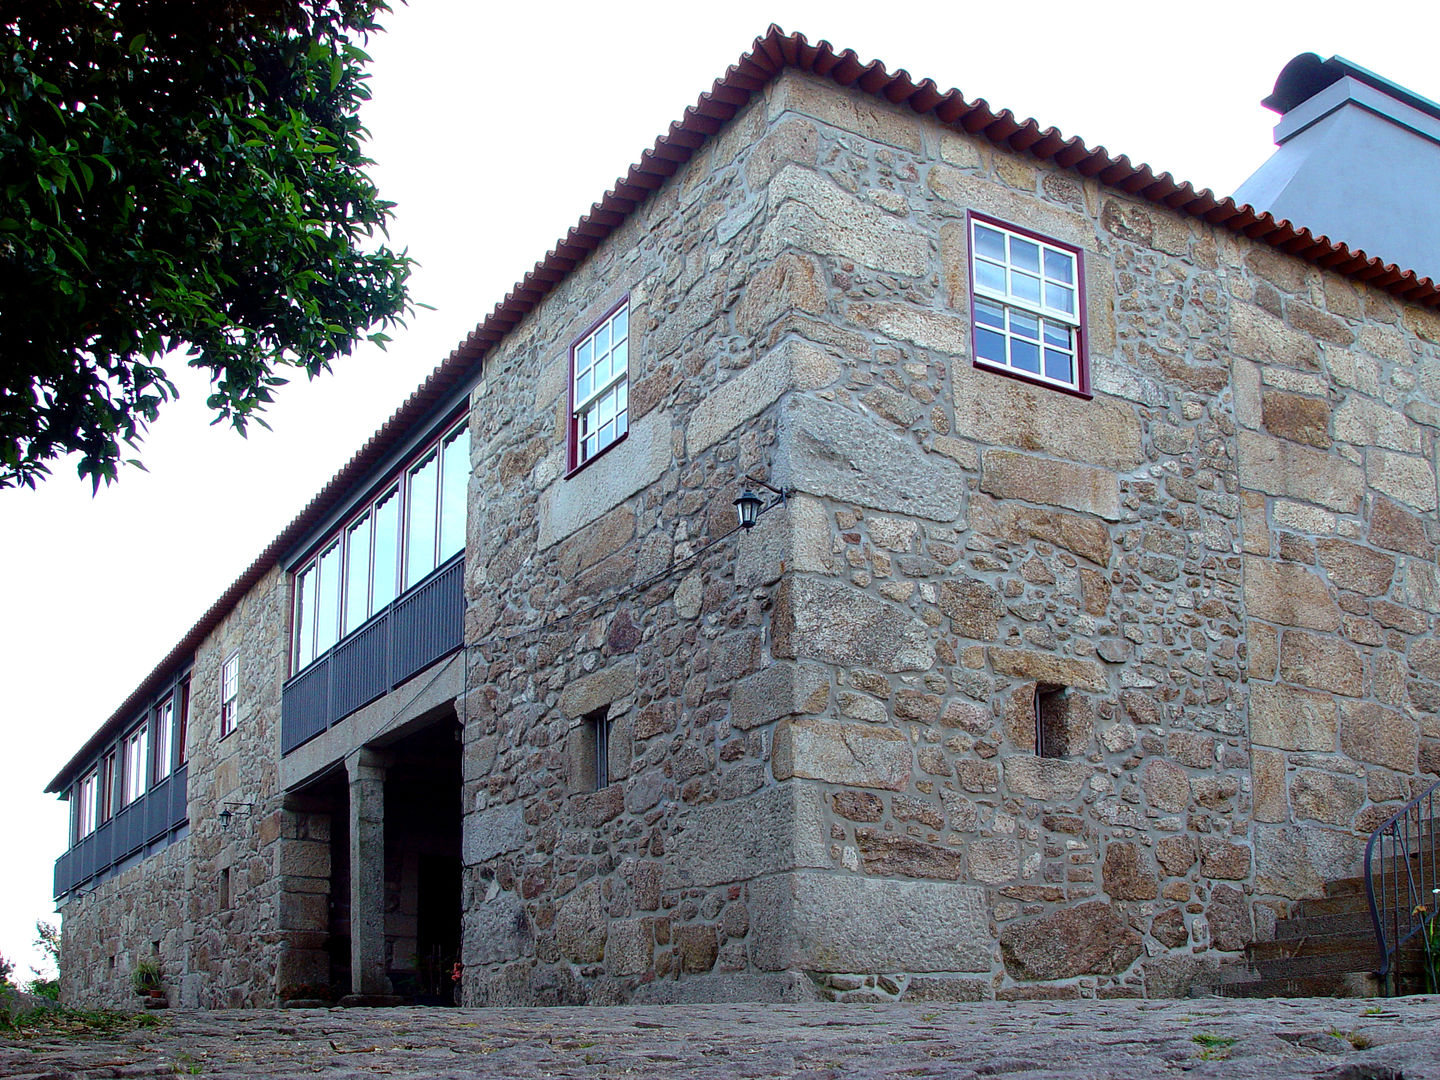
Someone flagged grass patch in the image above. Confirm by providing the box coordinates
[1191,1032,1238,1060]
[0,1006,162,1039]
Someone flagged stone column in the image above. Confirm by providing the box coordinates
[346,749,389,996]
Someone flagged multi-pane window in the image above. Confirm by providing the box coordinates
[970,218,1085,392]
[220,652,239,738]
[153,697,174,783]
[291,416,470,673]
[122,724,148,804]
[571,302,629,468]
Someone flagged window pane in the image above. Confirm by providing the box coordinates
[439,425,470,560]
[975,225,1006,261]
[316,541,342,655]
[1043,321,1071,348]
[1045,348,1074,384]
[295,564,317,669]
[1010,236,1041,273]
[406,452,438,587]
[975,298,1005,329]
[613,305,628,343]
[155,700,173,780]
[1012,271,1041,305]
[616,380,628,416]
[372,489,399,612]
[1046,283,1075,315]
[1010,310,1040,340]
[976,327,1006,364]
[344,513,372,634]
[1011,337,1041,373]
[976,260,1006,293]
[1045,248,1074,284]
[595,322,610,356]
[576,368,592,403]
[576,340,592,378]
[177,680,190,766]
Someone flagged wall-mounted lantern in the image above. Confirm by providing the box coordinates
[218,802,254,830]
[734,475,787,531]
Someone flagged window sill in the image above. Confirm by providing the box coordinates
[565,429,629,480]
[972,357,1093,401]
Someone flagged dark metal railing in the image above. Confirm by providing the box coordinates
[53,763,188,899]
[280,555,463,755]
[1365,777,1440,995]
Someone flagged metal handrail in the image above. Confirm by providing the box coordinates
[1365,777,1440,995]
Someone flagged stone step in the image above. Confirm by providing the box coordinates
[1275,910,1375,940]
[1323,875,1367,898]
[1217,970,1383,999]
[1246,932,1377,965]
[1295,892,1373,919]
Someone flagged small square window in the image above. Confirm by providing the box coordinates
[970,216,1086,394]
[570,301,629,471]
[219,652,239,738]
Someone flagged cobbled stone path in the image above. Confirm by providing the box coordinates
[2,997,1438,1079]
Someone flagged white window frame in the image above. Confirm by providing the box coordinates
[77,770,99,840]
[220,652,239,738]
[969,216,1086,393]
[122,723,148,805]
[153,696,174,783]
[570,300,629,470]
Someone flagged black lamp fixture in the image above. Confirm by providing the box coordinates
[218,802,254,830]
[734,475,788,530]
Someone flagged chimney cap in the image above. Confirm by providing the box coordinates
[1263,52,1440,123]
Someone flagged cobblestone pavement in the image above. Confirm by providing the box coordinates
[2,997,1438,1079]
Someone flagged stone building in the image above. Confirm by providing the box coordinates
[46,29,1440,1007]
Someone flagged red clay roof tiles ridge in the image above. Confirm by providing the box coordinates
[46,23,1440,793]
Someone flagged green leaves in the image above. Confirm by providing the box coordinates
[0,0,412,489]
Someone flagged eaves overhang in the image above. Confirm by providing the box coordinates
[48,24,1440,795]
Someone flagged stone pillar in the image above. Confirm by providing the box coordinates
[346,749,389,996]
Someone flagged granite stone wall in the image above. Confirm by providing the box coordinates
[459,68,1440,1003]
[57,64,1440,1009]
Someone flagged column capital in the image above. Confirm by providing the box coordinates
[345,747,392,783]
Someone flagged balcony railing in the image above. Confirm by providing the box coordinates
[53,763,188,899]
[280,555,464,755]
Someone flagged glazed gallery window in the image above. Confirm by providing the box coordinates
[122,723,148,804]
[153,696,174,783]
[76,770,99,839]
[220,652,239,738]
[292,416,470,672]
[970,217,1086,393]
[570,301,629,469]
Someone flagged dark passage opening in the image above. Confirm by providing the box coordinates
[383,719,463,1005]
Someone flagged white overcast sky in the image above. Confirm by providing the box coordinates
[1,0,1435,980]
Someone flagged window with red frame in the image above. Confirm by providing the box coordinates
[970,217,1086,394]
[570,301,629,469]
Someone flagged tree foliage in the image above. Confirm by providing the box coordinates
[0,0,413,489]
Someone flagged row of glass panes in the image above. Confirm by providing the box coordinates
[972,222,1078,321]
[974,298,1077,387]
[74,681,188,842]
[293,418,470,671]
